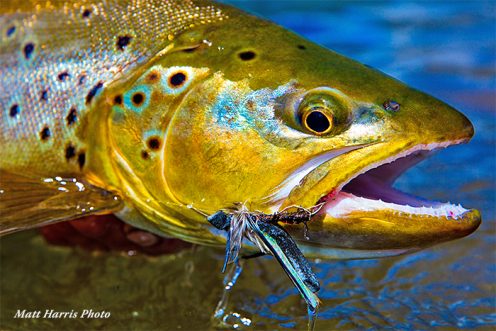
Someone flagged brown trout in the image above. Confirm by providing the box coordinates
[0,0,481,324]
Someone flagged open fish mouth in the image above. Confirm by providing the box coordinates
[274,140,481,254]
[322,142,471,219]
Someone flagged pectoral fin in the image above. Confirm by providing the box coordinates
[0,170,122,235]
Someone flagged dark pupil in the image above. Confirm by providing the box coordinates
[306,111,330,133]
[170,72,186,87]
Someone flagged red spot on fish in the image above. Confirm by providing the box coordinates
[146,71,160,84]
[40,214,191,255]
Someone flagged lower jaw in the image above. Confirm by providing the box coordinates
[284,206,480,258]
[272,179,479,253]
[279,185,480,254]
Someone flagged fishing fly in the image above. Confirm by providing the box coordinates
[207,204,322,330]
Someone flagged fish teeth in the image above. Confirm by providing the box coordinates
[326,194,469,218]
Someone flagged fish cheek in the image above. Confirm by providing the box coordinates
[164,109,257,209]
[162,80,300,212]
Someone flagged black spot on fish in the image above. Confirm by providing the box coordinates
[40,127,51,140]
[9,104,19,117]
[113,95,123,105]
[297,44,306,50]
[41,90,48,101]
[116,35,132,51]
[182,47,196,53]
[58,71,70,82]
[169,72,186,87]
[23,43,35,60]
[82,8,92,18]
[238,50,256,61]
[132,92,145,106]
[147,137,161,150]
[6,26,16,37]
[66,108,77,125]
[141,150,149,160]
[77,152,86,169]
[78,75,87,86]
[85,81,103,104]
[65,144,76,160]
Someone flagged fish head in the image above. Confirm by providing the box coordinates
[103,6,480,257]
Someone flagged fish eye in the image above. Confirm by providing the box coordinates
[294,88,353,136]
[302,108,333,135]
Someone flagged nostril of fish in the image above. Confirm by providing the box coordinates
[383,99,400,112]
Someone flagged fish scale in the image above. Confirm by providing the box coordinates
[0,0,227,175]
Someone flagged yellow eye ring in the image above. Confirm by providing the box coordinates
[302,108,333,135]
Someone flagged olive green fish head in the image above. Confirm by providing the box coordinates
[102,4,480,257]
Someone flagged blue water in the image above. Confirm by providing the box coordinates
[1,1,495,331]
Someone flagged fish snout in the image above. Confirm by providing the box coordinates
[394,96,475,144]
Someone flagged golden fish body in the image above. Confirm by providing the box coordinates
[0,0,480,259]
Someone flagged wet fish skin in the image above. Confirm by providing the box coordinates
[0,1,480,258]
[0,0,226,175]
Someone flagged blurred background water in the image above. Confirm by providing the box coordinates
[1,1,495,330]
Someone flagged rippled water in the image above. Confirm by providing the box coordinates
[1,1,495,330]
